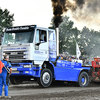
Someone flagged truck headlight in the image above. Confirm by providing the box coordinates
[3,53,5,55]
[23,65,32,68]
[25,71,29,73]
[23,55,28,58]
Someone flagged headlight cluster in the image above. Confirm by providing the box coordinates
[23,65,32,68]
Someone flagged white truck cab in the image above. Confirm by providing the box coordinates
[2,25,56,65]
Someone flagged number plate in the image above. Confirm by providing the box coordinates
[12,71,19,73]
[12,68,17,71]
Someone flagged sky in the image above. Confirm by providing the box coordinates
[0,0,53,28]
[0,0,100,31]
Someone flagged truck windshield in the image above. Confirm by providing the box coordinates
[3,31,34,45]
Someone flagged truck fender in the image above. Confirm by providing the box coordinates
[41,61,55,78]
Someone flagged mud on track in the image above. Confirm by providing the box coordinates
[1,81,100,100]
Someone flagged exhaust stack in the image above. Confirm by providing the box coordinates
[56,28,59,57]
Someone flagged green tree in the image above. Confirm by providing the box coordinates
[0,8,14,44]
[59,16,80,54]
[79,26,100,59]
[0,8,14,34]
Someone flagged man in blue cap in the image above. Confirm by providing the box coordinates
[0,54,12,99]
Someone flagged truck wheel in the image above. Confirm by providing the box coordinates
[10,76,23,84]
[37,69,53,87]
[78,72,89,87]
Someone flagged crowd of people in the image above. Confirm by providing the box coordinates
[59,53,92,66]
[81,58,91,65]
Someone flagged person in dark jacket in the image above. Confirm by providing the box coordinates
[0,54,12,99]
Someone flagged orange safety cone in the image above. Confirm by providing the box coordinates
[0,60,4,73]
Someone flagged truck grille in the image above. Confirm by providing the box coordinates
[3,51,26,60]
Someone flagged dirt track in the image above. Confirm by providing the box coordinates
[1,82,100,100]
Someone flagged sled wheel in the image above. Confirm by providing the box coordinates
[37,69,53,87]
[78,72,89,87]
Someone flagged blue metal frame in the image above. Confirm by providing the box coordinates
[51,60,90,82]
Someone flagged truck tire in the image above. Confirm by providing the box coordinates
[10,76,23,84]
[78,72,89,87]
[37,69,53,88]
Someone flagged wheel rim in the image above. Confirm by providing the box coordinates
[42,72,50,84]
[81,76,87,85]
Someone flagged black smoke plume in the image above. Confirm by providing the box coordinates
[51,0,68,27]
[51,0,86,27]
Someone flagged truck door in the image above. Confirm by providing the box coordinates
[34,29,48,64]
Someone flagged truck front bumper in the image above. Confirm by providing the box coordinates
[11,66,41,77]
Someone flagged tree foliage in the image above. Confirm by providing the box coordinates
[59,16,80,54]
[79,27,100,59]
[0,8,14,34]
[49,16,80,55]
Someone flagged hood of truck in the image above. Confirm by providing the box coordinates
[1,43,34,61]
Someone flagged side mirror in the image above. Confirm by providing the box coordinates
[35,42,41,50]
[35,42,40,46]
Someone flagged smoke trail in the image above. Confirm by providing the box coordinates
[70,0,100,31]
[51,0,68,27]
[51,0,86,27]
